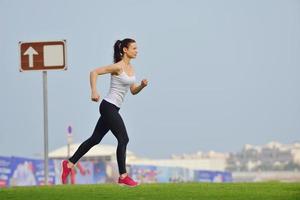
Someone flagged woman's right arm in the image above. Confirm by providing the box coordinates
[90,64,120,102]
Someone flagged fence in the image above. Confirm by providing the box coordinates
[0,156,232,187]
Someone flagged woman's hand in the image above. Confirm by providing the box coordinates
[91,91,100,102]
[141,79,148,88]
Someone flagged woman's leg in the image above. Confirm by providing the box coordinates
[101,102,128,175]
[108,112,129,175]
[68,115,110,164]
[99,100,129,175]
[99,100,138,186]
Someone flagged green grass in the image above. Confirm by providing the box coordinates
[1,182,300,200]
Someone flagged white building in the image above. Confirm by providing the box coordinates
[49,143,136,161]
[49,144,228,171]
[227,141,300,171]
[126,150,228,171]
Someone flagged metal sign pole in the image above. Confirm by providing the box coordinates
[43,71,49,185]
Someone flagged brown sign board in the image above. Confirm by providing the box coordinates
[19,40,67,71]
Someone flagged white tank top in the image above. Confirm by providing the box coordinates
[104,66,136,108]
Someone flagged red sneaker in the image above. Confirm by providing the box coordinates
[61,160,71,184]
[118,175,139,187]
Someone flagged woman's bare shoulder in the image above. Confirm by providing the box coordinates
[109,62,122,75]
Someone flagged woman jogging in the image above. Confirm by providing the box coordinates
[61,38,148,187]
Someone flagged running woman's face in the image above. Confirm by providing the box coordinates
[124,42,138,59]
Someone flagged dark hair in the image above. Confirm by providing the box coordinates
[113,38,136,63]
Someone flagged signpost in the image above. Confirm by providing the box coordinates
[67,125,73,158]
[19,40,67,185]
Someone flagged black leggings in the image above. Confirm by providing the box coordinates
[69,100,129,174]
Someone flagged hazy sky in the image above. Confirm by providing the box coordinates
[0,0,299,159]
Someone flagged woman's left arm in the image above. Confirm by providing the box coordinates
[130,79,148,95]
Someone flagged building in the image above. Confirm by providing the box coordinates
[49,143,136,162]
[227,141,300,172]
[49,144,228,171]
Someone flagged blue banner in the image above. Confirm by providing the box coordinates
[0,156,232,186]
[194,170,232,182]
[93,161,106,183]
[73,161,94,184]
[0,156,12,187]
[129,165,158,183]
[9,156,55,186]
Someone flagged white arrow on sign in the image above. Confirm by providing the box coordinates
[24,47,38,68]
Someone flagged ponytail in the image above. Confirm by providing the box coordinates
[113,40,123,63]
